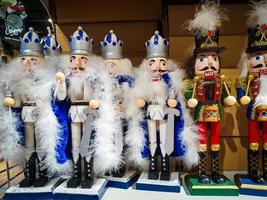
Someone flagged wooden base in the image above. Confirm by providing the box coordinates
[235,174,267,196]
[184,175,239,196]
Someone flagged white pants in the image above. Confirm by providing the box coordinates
[71,122,92,163]
[147,120,167,157]
[24,122,44,161]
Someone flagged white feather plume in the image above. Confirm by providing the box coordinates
[185,1,228,34]
[124,59,150,170]
[83,56,123,175]
[0,59,25,162]
[0,104,24,162]
[247,0,267,26]
[168,63,199,169]
[35,101,73,175]
[238,50,248,78]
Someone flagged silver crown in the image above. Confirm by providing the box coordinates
[69,26,93,56]
[100,30,123,59]
[145,31,169,59]
[20,27,43,56]
[43,27,61,57]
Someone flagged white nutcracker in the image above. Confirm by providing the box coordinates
[56,26,120,189]
[100,30,134,177]
[125,31,199,182]
[2,27,71,188]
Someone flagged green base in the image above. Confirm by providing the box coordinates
[185,175,239,196]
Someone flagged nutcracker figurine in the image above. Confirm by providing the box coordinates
[184,2,236,184]
[235,0,267,184]
[56,26,121,189]
[125,31,199,182]
[1,27,72,188]
[100,30,134,177]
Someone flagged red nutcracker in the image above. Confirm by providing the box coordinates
[184,2,236,184]
[236,0,267,183]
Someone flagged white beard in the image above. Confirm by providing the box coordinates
[68,76,85,100]
[15,66,52,99]
[149,80,168,104]
[254,75,267,106]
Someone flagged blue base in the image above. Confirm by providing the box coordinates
[4,177,63,200]
[53,178,108,200]
[235,174,267,196]
[104,170,139,189]
[135,172,180,193]
[4,192,53,200]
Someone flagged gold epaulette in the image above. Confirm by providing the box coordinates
[235,78,247,90]
[183,79,194,91]
[224,76,232,88]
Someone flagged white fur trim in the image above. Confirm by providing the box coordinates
[36,101,73,175]
[0,107,24,163]
[169,62,199,169]
[83,56,123,175]
[238,50,248,78]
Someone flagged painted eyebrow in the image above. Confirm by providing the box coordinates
[149,59,155,62]
[160,59,166,62]
[70,56,75,59]
[81,56,88,60]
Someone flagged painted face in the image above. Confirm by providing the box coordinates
[195,52,220,78]
[69,55,88,77]
[105,59,124,77]
[147,57,168,82]
[20,56,43,71]
[247,50,267,75]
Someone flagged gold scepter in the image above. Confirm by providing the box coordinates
[239,74,254,105]
[187,76,199,108]
[220,74,230,96]
[245,74,254,96]
[191,76,199,98]
[220,74,236,106]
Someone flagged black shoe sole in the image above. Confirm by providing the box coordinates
[81,179,94,188]
[33,178,48,187]
[67,178,81,188]
[148,172,159,180]
[19,179,35,188]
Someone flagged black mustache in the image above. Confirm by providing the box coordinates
[252,64,264,69]
[199,66,217,71]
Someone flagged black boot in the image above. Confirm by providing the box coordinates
[67,157,81,188]
[20,153,36,187]
[81,158,94,188]
[263,149,267,182]
[160,155,170,180]
[148,155,159,180]
[198,151,210,184]
[33,158,48,187]
[248,149,265,183]
[211,150,225,184]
